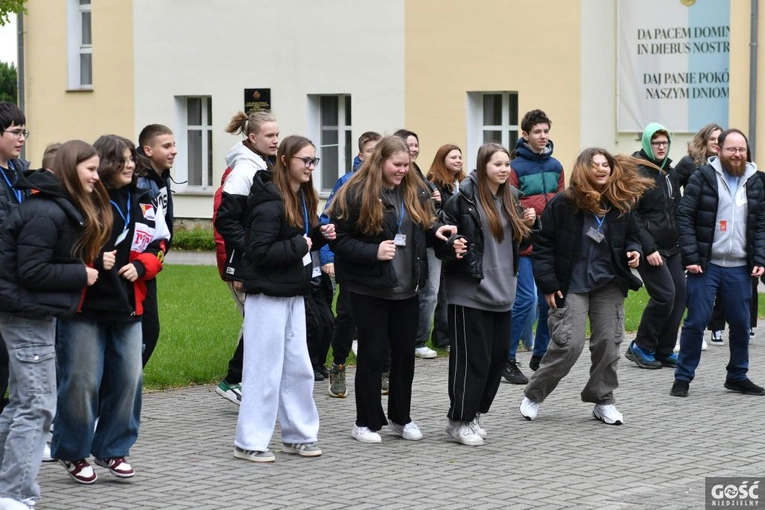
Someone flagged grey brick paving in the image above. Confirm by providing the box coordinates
[34,330,765,509]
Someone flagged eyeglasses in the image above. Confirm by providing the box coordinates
[723,147,747,155]
[4,129,29,139]
[123,156,137,166]
[292,157,320,168]
[651,141,669,148]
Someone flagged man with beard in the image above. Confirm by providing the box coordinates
[672,129,765,397]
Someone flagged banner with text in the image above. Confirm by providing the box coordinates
[617,0,729,133]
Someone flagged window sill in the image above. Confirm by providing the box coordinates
[66,87,94,93]
[176,187,215,197]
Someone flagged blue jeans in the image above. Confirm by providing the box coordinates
[676,265,751,383]
[0,313,56,504]
[52,318,143,461]
[509,256,536,359]
[532,288,551,358]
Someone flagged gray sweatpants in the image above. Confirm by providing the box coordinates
[525,283,625,405]
[235,293,319,451]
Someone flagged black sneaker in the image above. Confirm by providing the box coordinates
[313,369,325,382]
[724,378,765,396]
[318,366,329,378]
[529,354,543,372]
[670,379,689,397]
[501,359,528,384]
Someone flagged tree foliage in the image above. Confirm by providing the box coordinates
[0,61,17,103]
[0,0,26,26]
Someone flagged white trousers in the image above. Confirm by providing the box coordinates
[235,293,319,451]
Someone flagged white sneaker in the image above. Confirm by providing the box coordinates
[702,338,708,350]
[351,340,358,356]
[0,497,32,509]
[471,413,487,439]
[709,331,723,346]
[414,346,437,359]
[388,420,423,441]
[445,419,484,446]
[520,397,540,420]
[592,404,624,425]
[352,424,382,444]
[41,442,53,462]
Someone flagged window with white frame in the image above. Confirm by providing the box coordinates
[466,92,519,162]
[67,0,92,89]
[174,96,213,192]
[308,95,352,193]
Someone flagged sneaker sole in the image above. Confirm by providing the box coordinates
[624,350,662,369]
[233,450,275,463]
[592,411,623,426]
[327,387,347,398]
[446,432,484,446]
[215,387,242,406]
[352,433,382,444]
[723,382,765,396]
[281,445,323,457]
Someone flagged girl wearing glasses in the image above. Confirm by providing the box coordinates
[0,140,110,507]
[52,135,168,484]
[329,136,459,444]
[234,135,334,462]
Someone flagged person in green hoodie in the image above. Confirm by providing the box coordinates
[624,123,686,370]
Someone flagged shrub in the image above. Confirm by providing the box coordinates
[172,227,215,251]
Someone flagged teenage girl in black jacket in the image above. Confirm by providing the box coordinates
[330,136,459,444]
[521,148,651,427]
[234,135,334,463]
[437,142,535,446]
[0,140,111,506]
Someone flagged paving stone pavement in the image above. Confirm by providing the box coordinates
[36,330,765,509]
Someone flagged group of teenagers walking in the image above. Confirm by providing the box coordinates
[0,101,176,509]
[211,106,764,466]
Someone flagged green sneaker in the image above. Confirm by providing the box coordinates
[215,381,242,406]
[381,371,390,395]
[328,363,347,398]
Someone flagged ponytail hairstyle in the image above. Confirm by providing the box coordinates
[426,144,465,193]
[331,136,434,236]
[474,143,529,243]
[52,140,113,263]
[567,147,654,216]
[272,135,319,229]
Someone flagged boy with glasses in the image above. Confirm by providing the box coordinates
[0,102,30,413]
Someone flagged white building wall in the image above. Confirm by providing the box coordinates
[133,0,406,219]
[580,0,692,161]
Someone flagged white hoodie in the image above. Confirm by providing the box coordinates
[222,141,269,196]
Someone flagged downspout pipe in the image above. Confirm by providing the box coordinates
[16,11,25,160]
[750,0,758,160]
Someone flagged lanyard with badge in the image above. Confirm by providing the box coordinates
[300,194,321,277]
[586,213,605,243]
[394,199,407,247]
[110,192,131,246]
[1,161,23,204]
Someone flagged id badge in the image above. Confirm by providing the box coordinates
[302,252,312,266]
[586,227,604,243]
[311,252,321,278]
[394,233,407,247]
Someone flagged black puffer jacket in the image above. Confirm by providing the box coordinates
[532,192,643,297]
[241,170,326,297]
[0,158,30,227]
[676,163,765,271]
[671,155,698,191]
[436,171,536,278]
[632,150,680,257]
[330,185,440,290]
[0,170,89,318]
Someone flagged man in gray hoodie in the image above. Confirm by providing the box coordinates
[672,129,765,397]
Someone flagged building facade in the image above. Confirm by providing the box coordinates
[20,0,756,219]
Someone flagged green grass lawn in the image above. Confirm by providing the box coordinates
[146,264,765,389]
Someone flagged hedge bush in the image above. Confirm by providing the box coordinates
[171,227,215,251]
